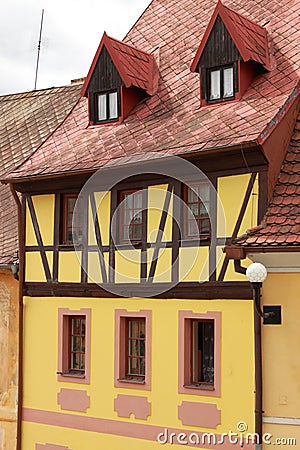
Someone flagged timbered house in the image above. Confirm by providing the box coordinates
[0,84,81,450]
[2,0,300,449]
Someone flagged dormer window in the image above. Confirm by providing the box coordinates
[190,1,274,107]
[97,90,119,122]
[81,32,159,125]
[208,65,234,102]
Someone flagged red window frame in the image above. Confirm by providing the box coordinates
[178,311,221,396]
[125,318,146,381]
[184,183,210,239]
[119,189,143,243]
[58,308,91,384]
[190,319,214,387]
[115,309,151,390]
[62,194,83,244]
[69,315,86,375]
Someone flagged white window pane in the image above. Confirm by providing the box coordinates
[98,94,107,121]
[210,70,221,100]
[109,91,118,119]
[223,67,234,98]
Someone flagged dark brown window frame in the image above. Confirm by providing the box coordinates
[125,317,146,381]
[68,315,86,375]
[183,183,211,240]
[61,193,83,245]
[206,63,235,103]
[93,88,120,124]
[119,188,144,244]
[189,318,214,388]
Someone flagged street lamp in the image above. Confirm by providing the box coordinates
[246,262,268,318]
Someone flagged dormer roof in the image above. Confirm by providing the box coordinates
[81,32,158,97]
[190,0,275,72]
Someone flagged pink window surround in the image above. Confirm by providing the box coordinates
[57,308,91,384]
[115,309,151,390]
[178,311,221,396]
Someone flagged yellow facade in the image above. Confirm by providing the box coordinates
[21,173,260,449]
[261,273,300,446]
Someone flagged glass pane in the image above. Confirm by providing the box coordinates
[200,218,210,235]
[134,191,142,208]
[131,224,142,241]
[223,67,234,98]
[98,94,107,121]
[80,354,85,370]
[188,220,199,237]
[210,70,221,100]
[109,92,118,119]
[124,194,133,208]
[192,321,200,382]
[125,210,133,225]
[188,187,199,203]
[132,211,142,225]
[202,322,214,383]
[201,184,210,202]
[71,352,80,369]
[189,203,200,218]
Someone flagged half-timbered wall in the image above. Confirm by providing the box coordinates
[23,172,259,297]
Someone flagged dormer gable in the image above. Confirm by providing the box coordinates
[190,1,276,106]
[81,32,159,125]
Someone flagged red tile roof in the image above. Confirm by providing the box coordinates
[4,0,300,181]
[81,32,158,96]
[0,84,81,264]
[234,108,300,248]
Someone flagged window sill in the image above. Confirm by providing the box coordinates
[183,383,214,391]
[118,378,145,385]
[58,372,85,378]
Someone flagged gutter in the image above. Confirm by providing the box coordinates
[9,184,24,450]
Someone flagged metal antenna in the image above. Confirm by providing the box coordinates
[34,9,44,91]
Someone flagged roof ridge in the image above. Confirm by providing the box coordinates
[0,83,83,102]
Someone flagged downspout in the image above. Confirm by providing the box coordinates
[10,184,24,450]
[232,257,263,449]
[253,285,263,450]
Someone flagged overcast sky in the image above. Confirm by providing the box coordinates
[0,0,151,95]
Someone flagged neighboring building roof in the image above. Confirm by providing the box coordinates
[81,32,158,96]
[0,84,82,264]
[190,0,275,72]
[234,108,300,248]
[4,0,300,181]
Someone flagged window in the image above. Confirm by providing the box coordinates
[178,311,220,396]
[190,319,214,386]
[126,318,146,380]
[184,184,210,238]
[58,308,91,384]
[62,194,83,245]
[115,309,151,390]
[208,65,234,102]
[69,316,86,375]
[120,189,143,242]
[96,90,119,122]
